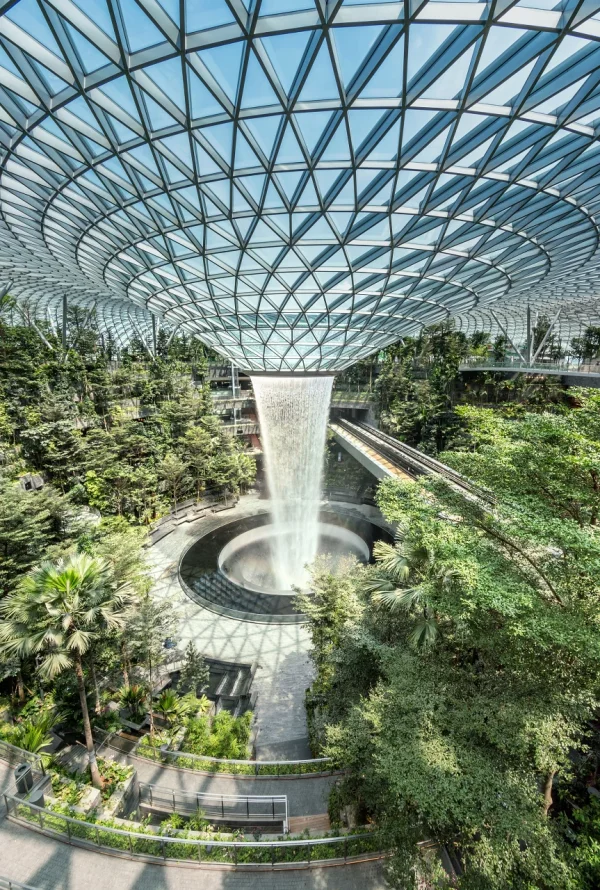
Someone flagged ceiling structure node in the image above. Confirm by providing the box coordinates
[2,0,600,368]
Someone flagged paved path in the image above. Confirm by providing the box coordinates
[0,764,388,890]
[108,749,337,817]
[0,817,388,890]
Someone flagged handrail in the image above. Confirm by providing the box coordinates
[97,729,335,776]
[459,356,600,374]
[5,794,380,867]
[0,738,45,774]
[0,878,41,890]
[152,742,334,776]
[138,781,288,829]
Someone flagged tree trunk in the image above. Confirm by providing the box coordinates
[89,658,102,715]
[543,770,555,816]
[16,667,25,703]
[120,640,130,686]
[74,652,103,790]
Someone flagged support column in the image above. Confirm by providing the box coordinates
[152,316,157,358]
[62,293,67,348]
[525,305,532,364]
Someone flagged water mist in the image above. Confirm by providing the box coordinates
[251,374,334,590]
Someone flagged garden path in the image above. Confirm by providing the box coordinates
[0,763,388,890]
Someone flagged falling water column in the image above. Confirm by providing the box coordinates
[251,374,334,591]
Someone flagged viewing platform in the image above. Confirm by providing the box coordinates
[459,357,600,387]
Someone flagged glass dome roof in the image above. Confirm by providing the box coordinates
[1,0,600,369]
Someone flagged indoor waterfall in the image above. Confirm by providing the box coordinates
[251,374,334,590]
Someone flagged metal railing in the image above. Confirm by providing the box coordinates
[139,742,334,776]
[0,739,45,774]
[331,389,375,404]
[138,782,288,829]
[0,878,40,890]
[459,356,600,374]
[4,794,380,867]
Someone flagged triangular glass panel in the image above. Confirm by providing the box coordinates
[407,24,456,84]
[458,135,495,167]
[532,77,588,116]
[297,178,319,205]
[277,170,303,200]
[332,25,384,88]
[203,122,234,165]
[98,76,140,121]
[119,1,164,53]
[71,0,116,38]
[142,91,179,130]
[232,188,253,211]
[298,42,339,102]
[421,45,476,101]
[107,114,138,143]
[194,140,221,174]
[145,57,186,110]
[475,27,528,79]
[320,120,351,162]
[348,109,384,153]
[234,131,261,170]
[277,123,305,163]
[197,41,244,104]
[401,109,437,148]
[187,68,224,118]
[29,60,69,96]
[237,174,266,203]
[241,51,280,108]
[245,114,283,159]
[483,59,536,106]
[328,211,353,236]
[359,36,404,99]
[411,125,451,163]
[260,31,312,95]
[186,0,235,31]
[8,0,63,54]
[295,111,332,154]
[365,119,400,161]
[63,20,113,74]
[543,34,590,75]
[263,181,284,209]
[314,169,341,197]
[159,132,194,169]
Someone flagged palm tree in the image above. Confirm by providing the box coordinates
[0,553,132,789]
[365,532,459,649]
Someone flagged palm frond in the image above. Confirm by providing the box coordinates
[372,586,424,612]
[409,617,439,650]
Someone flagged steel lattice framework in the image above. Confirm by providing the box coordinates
[2,0,600,368]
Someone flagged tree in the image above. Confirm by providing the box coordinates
[182,424,219,501]
[302,469,600,888]
[159,452,190,514]
[0,553,132,788]
[128,592,179,738]
[179,641,209,694]
[571,326,600,362]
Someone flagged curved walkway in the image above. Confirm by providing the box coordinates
[0,763,388,889]
[106,747,337,817]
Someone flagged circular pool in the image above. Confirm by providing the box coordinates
[179,509,392,623]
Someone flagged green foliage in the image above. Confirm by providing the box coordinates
[302,461,600,888]
[569,797,600,888]
[179,641,209,694]
[118,684,148,718]
[182,710,253,760]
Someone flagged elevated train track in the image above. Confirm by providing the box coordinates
[332,419,494,506]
